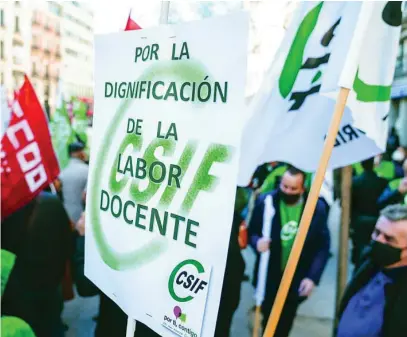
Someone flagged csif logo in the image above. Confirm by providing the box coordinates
[168,259,208,303]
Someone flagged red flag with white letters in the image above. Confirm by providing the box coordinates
[1,76,60,220]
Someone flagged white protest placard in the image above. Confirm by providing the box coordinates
[86,13,248,337]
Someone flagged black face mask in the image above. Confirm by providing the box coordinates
[370,240,404,268]
[279,190,301,205]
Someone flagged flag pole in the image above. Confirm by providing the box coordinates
[252,305,262,337]
[159,0,170,24]
[124,2,170,336]
[335,166,352,315]
[262,87,350,337]
[126,318,136,337]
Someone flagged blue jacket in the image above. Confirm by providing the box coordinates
[378,185,406,209]
[249,190,330,303]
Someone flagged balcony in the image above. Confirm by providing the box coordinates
[13,31,23,44]
[13,37,23,47]
[12,60,25,73]
[32,17,41,26]
[32,69,41,78]
[31,42,42,52]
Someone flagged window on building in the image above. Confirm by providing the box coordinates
[0,9,4,27]
[32,62,37,75]
[0,41,4,60]
[0,72,4,85]
[15,16,20,33]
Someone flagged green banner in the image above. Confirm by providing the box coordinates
[72,98,88,145]
[50,98,75,169]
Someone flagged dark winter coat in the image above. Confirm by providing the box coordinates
[249,190,330,305]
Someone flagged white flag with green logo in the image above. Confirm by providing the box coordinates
[50,84,75,170]
[238,1,401,185]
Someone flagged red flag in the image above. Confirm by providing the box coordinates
[125,10,142,31]
[1,76,60,220]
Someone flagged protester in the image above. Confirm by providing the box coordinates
[214,187,247,337]
[60,142,89,224]
[378,158,407,208]
[1,191,73,337]
[352,152,404,181]
[249,166,330,336]
[44,178,64,202]
[336,204,407,337]
[1,250,37,337]
[250,162,275,190]
[350,158,388,266]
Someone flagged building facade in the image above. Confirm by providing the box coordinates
[0,1,94,112]
[60,1,93,100]
[30,1,62,114]
[0,1,32,97]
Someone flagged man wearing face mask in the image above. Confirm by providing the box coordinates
[249,166,330,336]
[336,204,407,337]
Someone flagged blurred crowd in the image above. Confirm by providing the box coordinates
[1,136,407,337]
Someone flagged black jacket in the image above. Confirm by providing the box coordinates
[378,187,406,209]
[1,192,73,337]
[351,171,388,218]
[337,258,407,337]
[74,235,160,337]
[350,171,388,260]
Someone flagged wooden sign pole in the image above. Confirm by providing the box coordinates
[262,87,350,337]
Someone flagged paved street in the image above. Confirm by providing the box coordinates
[63,202,343,337]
